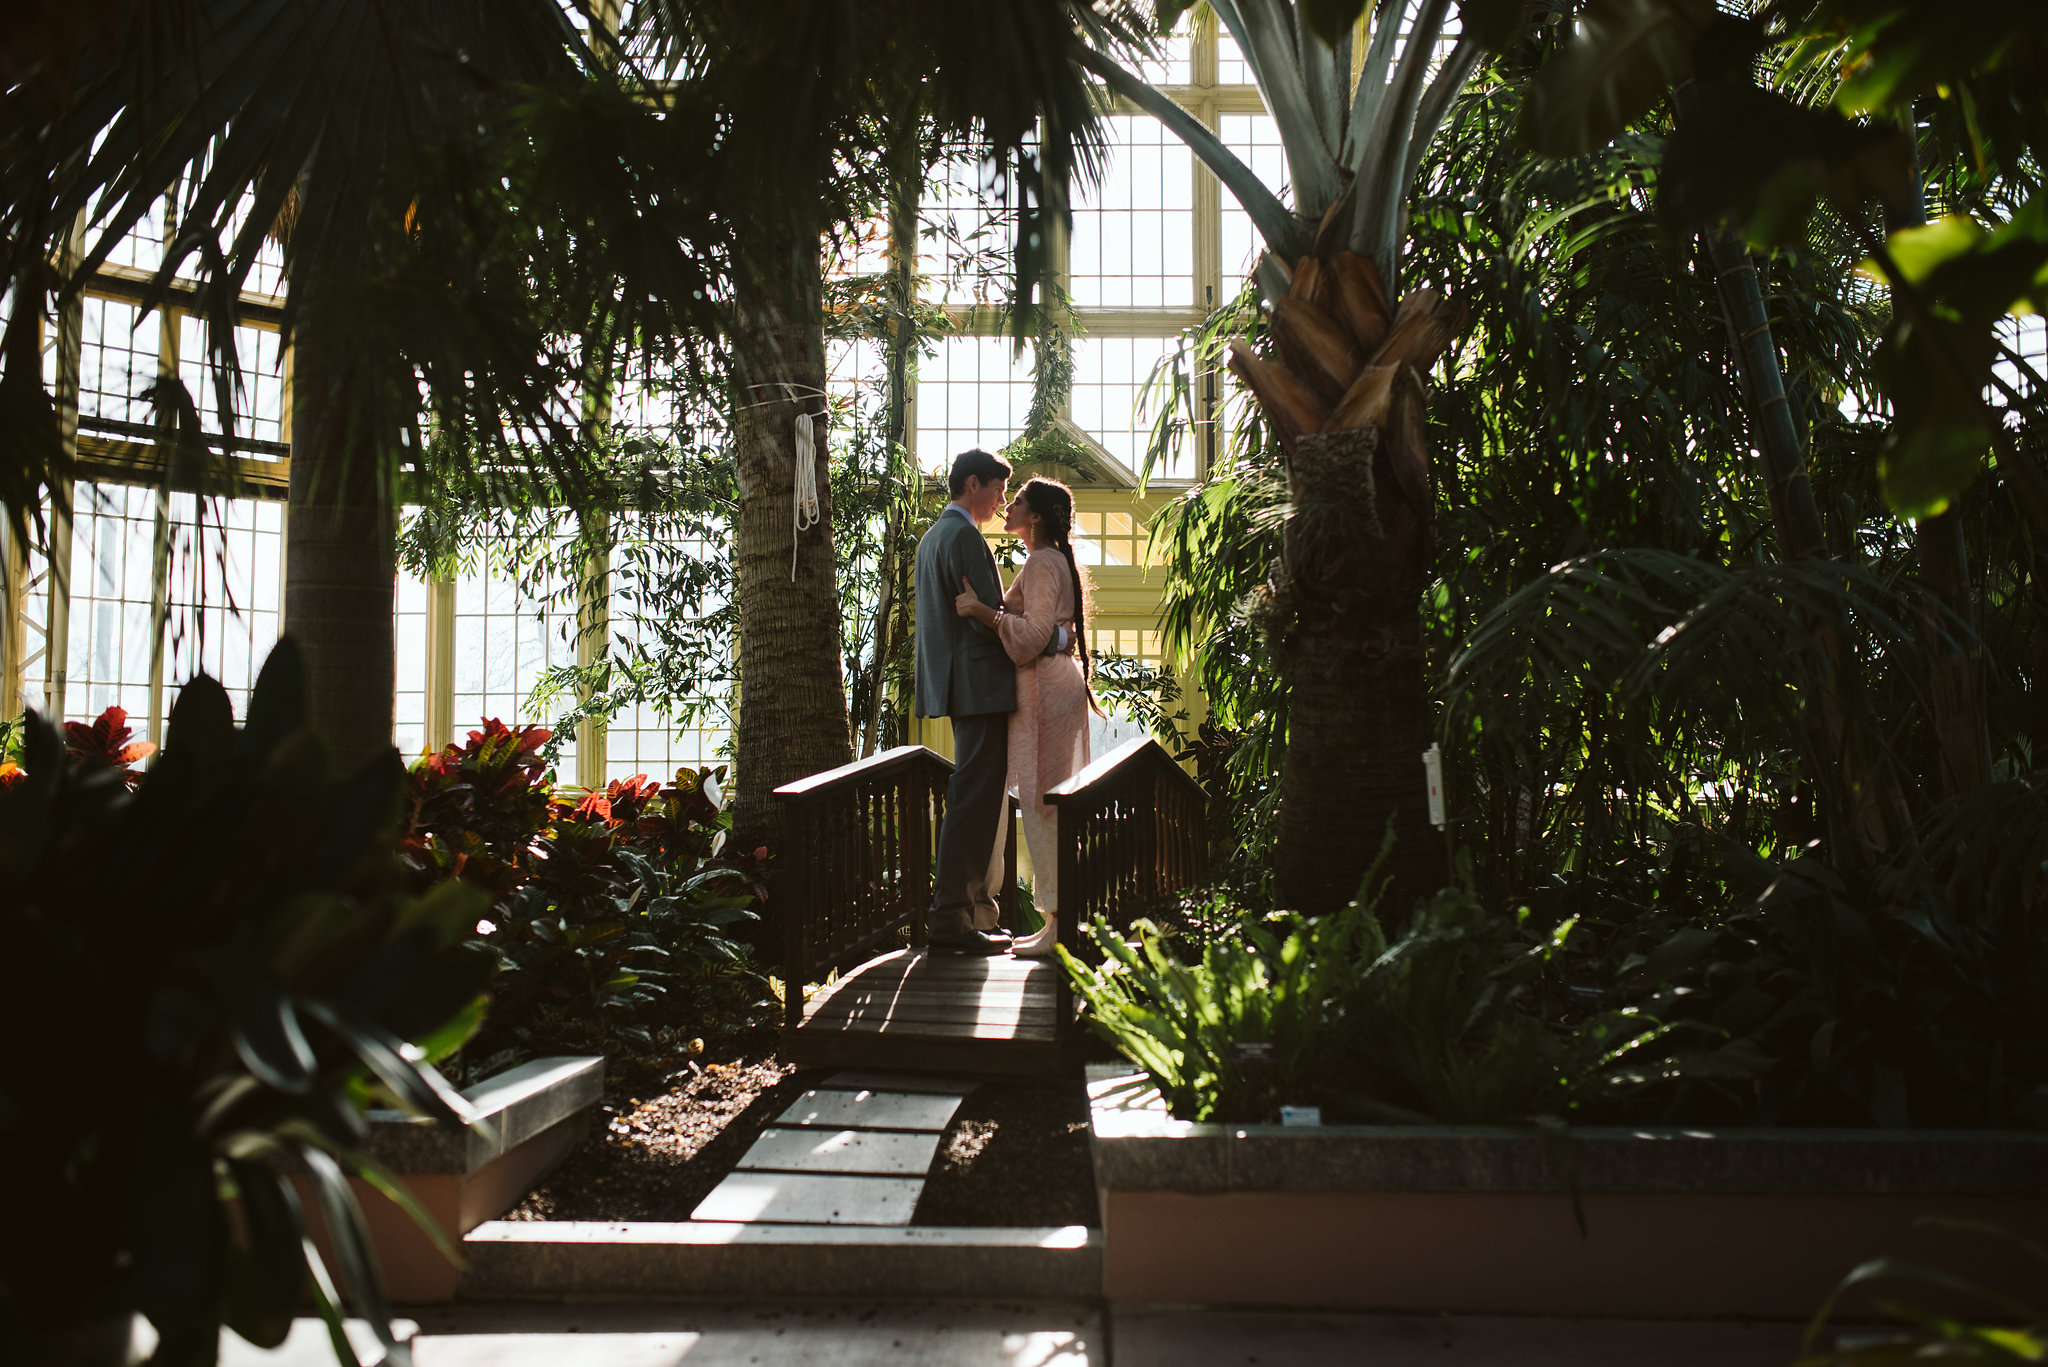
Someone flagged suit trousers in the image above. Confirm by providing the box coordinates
[930,711,1009,936]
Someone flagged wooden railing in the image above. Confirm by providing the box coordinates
[1046,737,1209,960]
[773,744,1023,1031]
[774,736,1204,1040]
[773,745,949,1031]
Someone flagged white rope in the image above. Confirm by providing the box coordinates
[791,409,821,579]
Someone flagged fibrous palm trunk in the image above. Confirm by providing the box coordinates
[286,297,396,775]
[1277,417,1439,911]
[729,237,852,849]
[1231,252,1459,912]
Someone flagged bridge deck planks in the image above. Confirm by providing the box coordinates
[782,948,1069,1076]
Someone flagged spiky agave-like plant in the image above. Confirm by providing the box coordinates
[1076,0,1516,910]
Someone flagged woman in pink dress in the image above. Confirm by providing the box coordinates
[952,476,1098,956]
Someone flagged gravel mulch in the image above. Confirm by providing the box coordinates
[503,1027,1101,1228]
[505,1036,811,1222]
[911,1079,1098,1228]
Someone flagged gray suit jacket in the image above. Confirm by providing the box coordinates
[914,507,1017,718]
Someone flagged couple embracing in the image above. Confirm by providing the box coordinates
[913,448,1099,957]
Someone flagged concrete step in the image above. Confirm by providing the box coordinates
[460,1221,1102,1301]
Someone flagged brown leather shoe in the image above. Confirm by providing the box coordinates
[926,928,1005,956]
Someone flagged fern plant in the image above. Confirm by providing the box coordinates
[1064,875,1684,1125]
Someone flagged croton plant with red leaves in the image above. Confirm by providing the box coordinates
[0,705,156,790]
[401,719,558,896]
[398,721,757,1050]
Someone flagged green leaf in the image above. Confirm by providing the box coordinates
[1520,0,1708,158]
[232,995,320,1096]
[244,635,310,761]
[1882,216,1986,285]
[219,1161,307,1350]
[1661,81,1913,247]
[1637,926,1719,986]
[1879,416,1990,519]
[162,672,236,763]
[299,998,479,1128]
[408,992,490,1066]
[1875,311,1997,518]
[297,1145,399,1360]
[1300,0,1370,47]
[1460,0,1533,52]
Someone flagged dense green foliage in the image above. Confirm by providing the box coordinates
[1107,13,2048,1132]
[0,643,493,1364]
[398,720,765,1070]
[1067,878,1679,1126]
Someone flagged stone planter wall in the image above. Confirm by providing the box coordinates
[300,1055,603,1304]
[1087,1066,2048,1318]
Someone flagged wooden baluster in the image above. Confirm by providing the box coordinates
[1054,791,1080,1051]
[908,765,931,949]
[784,796,812,1032]
[835,790,851,958]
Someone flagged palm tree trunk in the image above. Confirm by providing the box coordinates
[285,299,396,775]
[1275,408,1441,914]
[729,235,851,848]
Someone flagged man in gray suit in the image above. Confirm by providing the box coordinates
[915,449,1016,955]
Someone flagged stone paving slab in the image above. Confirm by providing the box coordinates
[776,1086,964,1132]
[692,1171,926,1224]
[737,1126,943,1176]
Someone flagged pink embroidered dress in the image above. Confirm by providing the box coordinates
[996,547,1092,914]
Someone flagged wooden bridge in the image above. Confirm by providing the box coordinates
[772,737,1207,1076]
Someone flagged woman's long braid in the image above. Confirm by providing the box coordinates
[1022,477,1092,682]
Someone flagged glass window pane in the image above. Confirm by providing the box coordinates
[1219,114,1289,299]
[1070,336,1187,480]
[600,510,734,783]
[79,296,156,432]
[177,317,286,454]
[918,155,1021,309]
[1071,117,1195,309]
[160,493,284,722]
[64,482,160,741]
[1217,30,1255,86]
[6,500,56,715]
[913,336,1036,473]
[450,523,582,780]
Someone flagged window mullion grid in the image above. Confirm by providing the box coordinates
[575,508,610,792]
[145,294,179,748]
[425,574,455,754]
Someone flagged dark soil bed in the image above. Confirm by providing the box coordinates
[506,1033,1099,1227]
[913,1079,1098,1228]
[505,1030,811,1222]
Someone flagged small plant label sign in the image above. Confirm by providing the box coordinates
[1231,1042,1275,1065]
[1279,1105,1322,1127]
